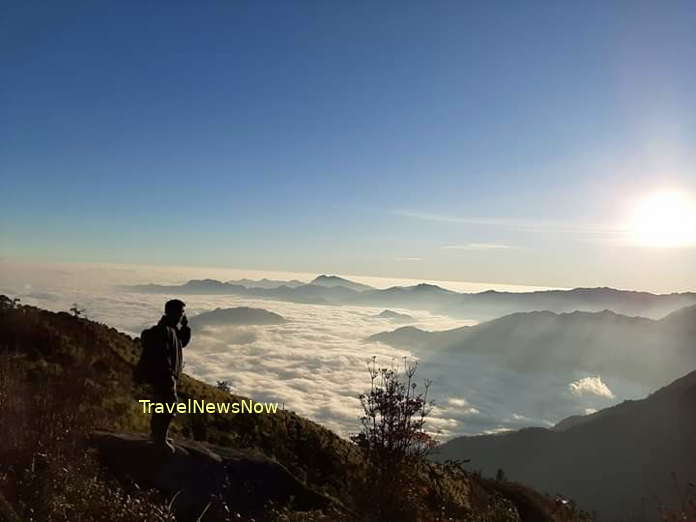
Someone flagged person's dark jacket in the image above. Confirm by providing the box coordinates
[154,315,191,379]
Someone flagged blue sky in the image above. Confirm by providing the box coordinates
[2,1,695,291]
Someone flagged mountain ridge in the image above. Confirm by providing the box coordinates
[368,305,696,389]
[435,367,696,521]
[188,307,286,329]
[309,275,374,292]
[121,279,696,320]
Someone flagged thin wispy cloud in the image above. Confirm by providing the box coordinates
[394,210,623,237]
[442,244,513,251]
[395,257,423,262]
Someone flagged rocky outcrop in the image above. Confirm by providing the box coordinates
[88,431,337,521]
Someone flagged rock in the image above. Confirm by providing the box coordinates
[88,431,335,521]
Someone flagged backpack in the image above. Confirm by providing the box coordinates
[134,326,164,384]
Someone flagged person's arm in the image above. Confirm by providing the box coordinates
[178,315,191,347]
[178,325,191,347]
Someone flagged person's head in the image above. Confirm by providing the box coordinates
[164,299,186,324]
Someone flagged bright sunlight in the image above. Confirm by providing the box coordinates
[627,190,696,248]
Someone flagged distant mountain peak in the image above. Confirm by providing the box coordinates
[310,275,373,292]
[223,278,305,289]
[376,309,414,322]
[312,275,349,283]
[411,283,449,292]
[189,307,285,328]
[183,279,226,287]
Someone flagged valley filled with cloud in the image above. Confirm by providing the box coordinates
[0,260,652,440]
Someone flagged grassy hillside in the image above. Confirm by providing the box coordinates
[0,295,593,521]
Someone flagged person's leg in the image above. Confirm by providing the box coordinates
[150,412,173,446]
[150,375,178,454]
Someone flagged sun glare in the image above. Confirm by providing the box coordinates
[627,190,696,248]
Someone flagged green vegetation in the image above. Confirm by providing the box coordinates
[0,296,595,521]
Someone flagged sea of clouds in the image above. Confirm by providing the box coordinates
[0,260,645,441]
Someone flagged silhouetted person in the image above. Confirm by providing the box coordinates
[143,299,191,454]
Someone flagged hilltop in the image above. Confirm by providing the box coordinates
[309,275,374,292]
[188,307,286,329]
[375,309,415,323]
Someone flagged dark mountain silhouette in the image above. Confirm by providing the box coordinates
[188,307,286,329]
[122,278,359,305]
[434,368,696,521]
[449,287,696,319]
[286,282,360,302]
[368,305,696,389]
[126,279,247,294]
[309,275,374,292]
[225,278,305,289]
[355,286,696,319]
[368,325,432,348]
[121,278,696,320]
[353,283,459,311]
[375,309,414,323]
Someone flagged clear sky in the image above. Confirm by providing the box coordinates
[2,1,695,292]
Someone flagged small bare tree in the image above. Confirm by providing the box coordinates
[352,356,435,465]
[0,296,20,310]
[351,356,436,520]
[216,380,232,393]
[69,304,85,318]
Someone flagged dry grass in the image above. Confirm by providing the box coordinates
[0,354,176,522]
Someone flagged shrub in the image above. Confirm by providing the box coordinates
[351,357,436,466]
[69,304,86,318]
[350,356,437,521]
[216,380,232,393]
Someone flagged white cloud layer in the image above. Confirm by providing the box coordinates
[0,261,646,441]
